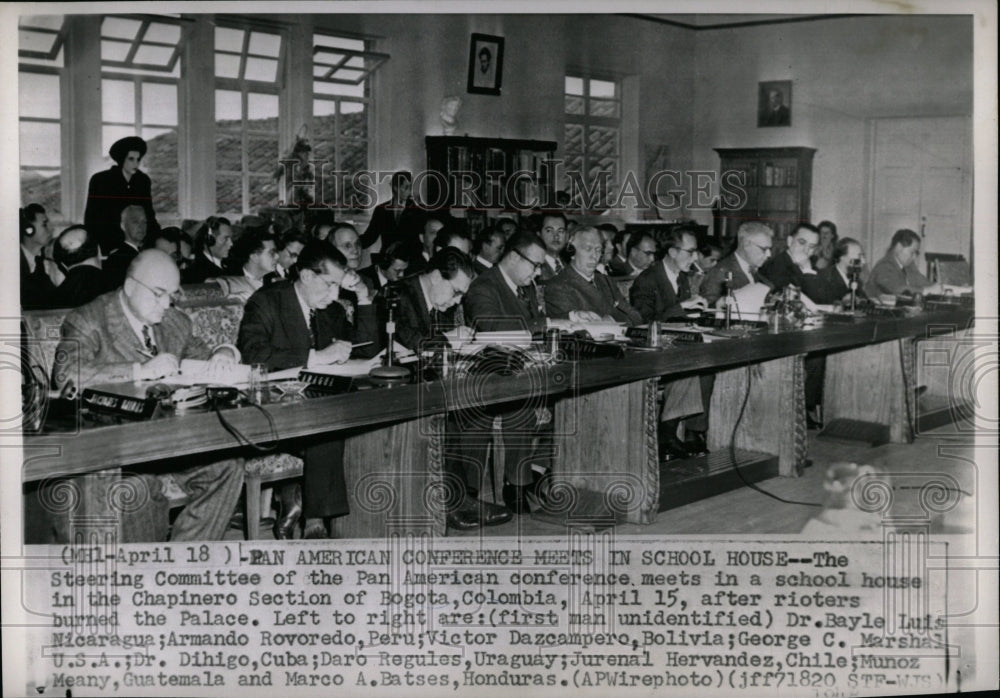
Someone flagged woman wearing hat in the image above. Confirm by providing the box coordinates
[84,136,159,255]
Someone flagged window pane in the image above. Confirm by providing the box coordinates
[101,39,131,62]
[589,79,616,98]
[103,17,142,41]
[19,73,60,118]
[340,104,367,140]
[20,16,65,31]
[216,174,242,214]
[19,29,58,54]
[102,79,135,123]
[145,22,180,44]
[315,34,365,52]
[589,97,620,118]
[563,124,584,154]
[247,92,279,120]
[21,168,62,217]
[248,175,278,208]
[142,82,178,126]
[215,132,243,171]
[215,27,245,52]
[19,121,60,167]
[332,68,364,84]
[215,89,242,122]
[248,32,281,57]
[215,52,241,79]
[313,99,337,117]
[564,94,584,115]
[143,127,179,214]
[565,76,584,95]
[588,126,619,157]
[314,81,364,98]
[245,57,277,82]
[246,135,278,174]
[134,44,175,67]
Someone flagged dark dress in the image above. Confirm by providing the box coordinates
[84,166,159,255]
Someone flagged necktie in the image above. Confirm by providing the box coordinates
[516,285,530,306]
[554,258,564,273]
[142,325,158,356]
[309,309,319,350]
[678,272,691,301]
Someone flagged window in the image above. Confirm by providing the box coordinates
[564,74,621,209]
[18,16,64,218]
[310,33,384,212]
[215,25,283,215]
[101,16,183,216]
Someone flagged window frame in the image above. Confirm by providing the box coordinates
[564,72,623,204]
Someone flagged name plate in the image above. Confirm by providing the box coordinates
[81,387,158,420]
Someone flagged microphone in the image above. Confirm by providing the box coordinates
[847,260,862,311]
[369,284,410,384]
[723,271,734,329]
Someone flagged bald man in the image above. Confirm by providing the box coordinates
[52,250,243,542]
[51,225,104,308]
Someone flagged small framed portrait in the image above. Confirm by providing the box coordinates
[467,33,504,96]
[758,80,792,128]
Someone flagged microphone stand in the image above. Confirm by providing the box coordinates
[369,287,410,384]
[847,262,860,312]
[724,271,734,329]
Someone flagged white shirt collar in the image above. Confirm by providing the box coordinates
[293,282,313,326]
[475,255,493,269]
[243,268,264,289]
[377,269,388,287]
[662,258,680,291]
[545,253,558,269]
[628,261,643,276]
[118,290,151,346]
[204,250,224,268]
[836,265,852,286]
[21,244,38,273]
[418,274,436,314]
[734,251,754,280]
[498,264,520,296]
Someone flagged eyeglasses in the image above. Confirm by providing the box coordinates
[674,246,699,254]
[129,276,183,304]
[513,248,546,271]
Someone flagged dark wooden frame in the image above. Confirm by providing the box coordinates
[466,33,504,95]
[758,80,792,127]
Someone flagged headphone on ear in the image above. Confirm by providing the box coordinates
[20,209,35,237]
[204,217,219,249]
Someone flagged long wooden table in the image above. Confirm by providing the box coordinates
[22,309,974,539]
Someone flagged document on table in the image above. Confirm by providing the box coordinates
[159,359,251,386]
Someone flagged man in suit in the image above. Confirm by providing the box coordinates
[472,226,506,275]
[607,226,631,276]
[359,170,424,257]
[51,225,104,309]
[544,226,642,325]
[802,237,867,305]
[52,250,243,541]
[629,228,710,458]
[760,88,791,127]
[84,136,159,255]
[359,240,409,295]
[387,248,511,530]
[221,229,279,302]
[19,203,57,310]
[536,212,568,281]
[700,221,776,305]
[102,205,148,291]
[410,216,445,273]
[614,230,658,278]
[759,223,820,293]
[238,241,377,539]
[274,229,308,280]
[463,231,565,513]
[184,217,234,284]
[864,228,941,298]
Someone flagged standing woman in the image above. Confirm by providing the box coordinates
[812,220,838,271]
[84,136,159,255]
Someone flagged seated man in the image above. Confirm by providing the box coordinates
[237,241,376,539]
[433,226,473,256]
[463,231,560,514]
[472,226,506,275]
[51,225,104,309]
[102,205,148,291]
[535,212,568,281]
[802,237,868,305]
[20,203,57,310]
[758,223,820,293]
[359,241,410,294]
[51,250,243,541]
[618,230,658,278]
[386,248,511,530]
[221,229,278,301]
[700,221,776,305]
[629,228,710,458]
[544,226,642,325]
[410,215,445,272]
[274,229,308,280]
[865,228,941,298]
[185,216,234,284]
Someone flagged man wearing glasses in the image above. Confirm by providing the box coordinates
[238,241,377,539]
[51,249,244,541]
[700,221,776,305]
[759,223,821,294]
[621,231,659,278]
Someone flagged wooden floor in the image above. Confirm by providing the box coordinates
[231,420,980,541]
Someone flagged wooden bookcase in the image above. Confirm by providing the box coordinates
[713,147,816,245]
[425,136,557,235]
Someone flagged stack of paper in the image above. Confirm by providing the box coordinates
[160,359,251,386]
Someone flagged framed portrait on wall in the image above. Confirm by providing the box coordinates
[467,33,504,95]
[758,80,792,127]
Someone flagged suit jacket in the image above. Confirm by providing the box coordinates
[358,265,384,294]
[102,243,140,291]
[801,265,867,305]
[463,265,547,334]
[20,248,57,310]
[608,255,630,277]
[759,250,812,293]
[183,253,227,285]
[237,280,376,371]
[84,166,159,255]
[472,258,493,276]
[700,253,772,305]
[389,275,459,352]
[52,265,105,309]
[52,290,211,390]
[359,198,424,254]
[629,260,693,323]
[864,255,931,297]
[538,257,563,282]
[545,267,643,324]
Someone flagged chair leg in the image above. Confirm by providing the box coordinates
[245,475,262,540]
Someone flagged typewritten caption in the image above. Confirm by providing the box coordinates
[24,538,960,697]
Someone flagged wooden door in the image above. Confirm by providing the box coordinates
[871,117,971,260]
